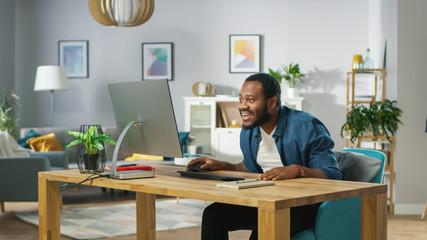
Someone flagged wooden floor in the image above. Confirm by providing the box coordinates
[1,185,426,240]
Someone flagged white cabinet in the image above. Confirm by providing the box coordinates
[183,96,304,162]
[282,97,303,110]
[183,98,216,154]
[183,96,240,158]
[215,128,242,163]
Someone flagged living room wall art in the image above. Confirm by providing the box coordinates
[142,42,174,80]
[58,40,89,78]
[229,34,261,73]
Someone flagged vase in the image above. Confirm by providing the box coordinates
[352,54,363,69]
[287,88,298,98]
[76,124,107,174]
[82,152,102,172]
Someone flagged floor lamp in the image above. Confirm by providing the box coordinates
[34,66,69,126]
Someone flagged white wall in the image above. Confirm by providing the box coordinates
[13,0,373,152]
[394,0,427,214]
[0,0,15,92]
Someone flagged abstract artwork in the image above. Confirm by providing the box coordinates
[58,40,89,78]
[142,42,173,80]
[229,34,261,73]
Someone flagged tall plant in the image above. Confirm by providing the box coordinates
[341,99,403,143]
[0,87,19,138]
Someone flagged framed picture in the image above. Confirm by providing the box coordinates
[229,34,261,73]
[58,40,89,78]
[142,42,174,80]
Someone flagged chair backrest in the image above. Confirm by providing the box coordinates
[341,148,386,183]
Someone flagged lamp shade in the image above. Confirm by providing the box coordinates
[34,66,69,91]
[89,0,155,27]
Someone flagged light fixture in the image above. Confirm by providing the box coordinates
[34,66,69,126]
[89,0,155,27]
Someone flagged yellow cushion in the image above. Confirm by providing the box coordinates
[125,153,163,161]
[26,133,64,152]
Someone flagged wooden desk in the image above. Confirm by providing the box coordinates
[38,165,387,240]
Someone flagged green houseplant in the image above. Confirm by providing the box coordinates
[340,99,403,143]
[268,63,307,98]
[0,87,19,138]
[282,63,306,88]
[65,125,117,172]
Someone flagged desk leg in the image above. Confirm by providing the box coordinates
[136,192,156,240]
[258,207,290,240]
[38,178,61,240]
[361,192,387,240]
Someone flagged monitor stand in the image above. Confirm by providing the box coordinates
[108,121,155,179]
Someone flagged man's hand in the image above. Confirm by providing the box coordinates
[259,166,298,180]
[187,157,223,171]
[187,157,247,172]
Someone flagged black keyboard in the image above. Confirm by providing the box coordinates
[177,171,244,181]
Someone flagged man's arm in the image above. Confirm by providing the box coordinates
[259,165,326,181]
[187,156,247,172]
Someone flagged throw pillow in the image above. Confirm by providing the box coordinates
[178,132,190,147]
[27,133,64,152]
[17,129,40,149]
[334,151,382,182]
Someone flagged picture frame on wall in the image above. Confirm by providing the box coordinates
[58,40,89,78]
[229,34,261,73]
[142,42,174,80]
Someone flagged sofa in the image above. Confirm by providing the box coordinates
[0,150,68,211]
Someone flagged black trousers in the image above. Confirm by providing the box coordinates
[201,202,320,240]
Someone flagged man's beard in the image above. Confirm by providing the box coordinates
[242,103,271,130]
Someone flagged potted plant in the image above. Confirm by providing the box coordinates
[282,63,306,98]
[340,99,403,143]
[65,125,117,173]
[0,87,19,138]
[268,63,306,98]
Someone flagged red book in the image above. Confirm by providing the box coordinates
[105,165,155,172]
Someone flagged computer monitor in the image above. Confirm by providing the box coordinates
[108,80,182,179]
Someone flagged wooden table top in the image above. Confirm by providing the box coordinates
[39,165,387,210]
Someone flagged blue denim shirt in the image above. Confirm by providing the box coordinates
[240,106,342,180]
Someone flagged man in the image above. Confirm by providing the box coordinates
[187,73,341,239]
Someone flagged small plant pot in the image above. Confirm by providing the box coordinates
[75,124,107,174]
[287,88,298,98]
[83,152,101,171]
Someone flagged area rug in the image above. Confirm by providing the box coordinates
[16,199,207,240]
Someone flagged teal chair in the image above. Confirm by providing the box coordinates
[292,148,386,240]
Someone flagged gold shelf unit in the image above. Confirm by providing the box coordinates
[345,68,394,214]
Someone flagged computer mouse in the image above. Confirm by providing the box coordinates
[187,161,210,172]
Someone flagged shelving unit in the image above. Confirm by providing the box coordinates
[345,68,395,213]
[183,96,240,157]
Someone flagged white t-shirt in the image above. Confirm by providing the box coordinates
[257,126,282,171]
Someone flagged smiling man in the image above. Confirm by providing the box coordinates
[187,73,341,239]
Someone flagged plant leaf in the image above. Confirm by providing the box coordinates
[64,138,83,149]
[67,130,83,139]
[92,141,105,151]
[102,138,117,145]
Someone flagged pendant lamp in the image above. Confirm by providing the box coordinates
[89,0,155,27]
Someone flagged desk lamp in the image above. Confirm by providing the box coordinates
[34,66,69,126]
